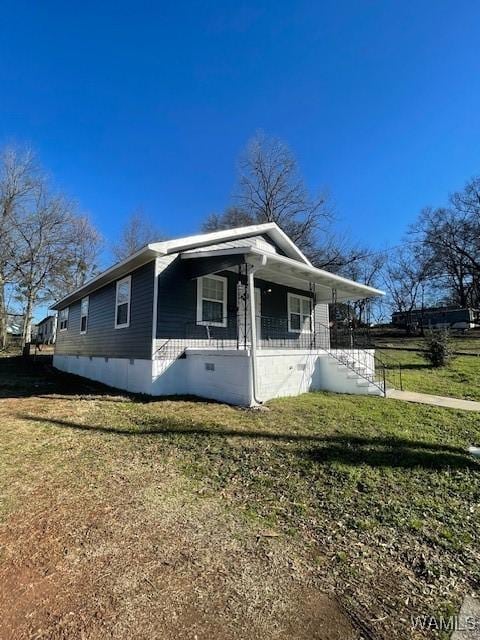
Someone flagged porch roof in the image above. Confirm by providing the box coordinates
[180,247,384,302]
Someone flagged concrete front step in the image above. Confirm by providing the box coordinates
[368,385,384,396]
[326,352,383,397]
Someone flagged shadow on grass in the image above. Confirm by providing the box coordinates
[0,357,222,405]
[394,363,432,371]
[0,356,149,402]
[18,414,480,471]
[0,356,108,399]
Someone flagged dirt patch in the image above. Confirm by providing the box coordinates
[0,463,359,640]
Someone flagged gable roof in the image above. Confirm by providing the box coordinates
[150,223,312,266]
[51,222,383,309]
[51,224,310,309]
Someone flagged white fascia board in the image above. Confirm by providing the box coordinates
[180,247,250,259]
[265,225,312,266]
[152,223,277,254]
[261,251,385,298]
[181,246,384,299]
[153,222,311,266]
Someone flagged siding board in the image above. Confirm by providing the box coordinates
[156,257,330,347]
[55,261,155,359]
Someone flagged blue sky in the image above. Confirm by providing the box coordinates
[1,1,480,267]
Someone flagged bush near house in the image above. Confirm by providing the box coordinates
[424,330,455,368]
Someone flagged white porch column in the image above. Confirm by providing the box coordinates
[247,266,257,357]
[246,256,267,405]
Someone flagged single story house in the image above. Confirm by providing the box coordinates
[36,314,57,344]
[52,223,385,406]
[392,306,480,331]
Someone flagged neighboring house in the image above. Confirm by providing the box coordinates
[392,307,480,331]
[36,315,57,344]
[52,223,384,406]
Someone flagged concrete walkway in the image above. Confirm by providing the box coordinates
[451,595,480,639]
[386,389,480,412]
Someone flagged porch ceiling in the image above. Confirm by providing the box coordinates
[180,247,384,302]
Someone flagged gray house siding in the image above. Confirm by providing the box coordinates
[156,258,240,340]
[155,257,329,346]
[253,278,329,346]
[55,261,155,359]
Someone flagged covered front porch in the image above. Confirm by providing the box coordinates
[152,246,386,405]
[156,243,382,354]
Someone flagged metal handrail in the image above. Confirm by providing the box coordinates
[154,314,394,395]
[372,347,403,392]
[334,326,404,394]
[154,314,386,395]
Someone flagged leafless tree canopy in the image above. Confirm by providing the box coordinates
[407,177,480,309]
[0,145,102,347]
[202,207,255,233]
[383,247,426,315]
[339,249,386,324]
[202,133,332,259]
[112,210,164,262]
[0,147,41,348]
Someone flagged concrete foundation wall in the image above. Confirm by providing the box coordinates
[54,348,379,406]
[53,354,154,394]
[184,350,251,406]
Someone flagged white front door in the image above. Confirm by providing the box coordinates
[237,284,261,347]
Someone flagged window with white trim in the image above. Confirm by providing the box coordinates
[115,276,131,328]
[196,275,227,327]
[59,307,69,331]
[80,296,89,334]
[288,293,312,333]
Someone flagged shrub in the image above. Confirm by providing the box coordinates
[424,329,454,368]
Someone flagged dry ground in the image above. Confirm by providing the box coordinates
[1,356,479,639]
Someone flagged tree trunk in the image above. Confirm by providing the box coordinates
[21,292,34,347]
[0,272,7,350]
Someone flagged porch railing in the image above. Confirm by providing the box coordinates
[330,324,403,392]
[153,314,403,393]
[154,314,330,358]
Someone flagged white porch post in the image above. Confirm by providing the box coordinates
[247,265,257,356]
[331,287,337,349]
[246,256,267,405]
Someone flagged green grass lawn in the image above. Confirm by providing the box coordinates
[1,356,480,638]
[378,348,480,401]
[373,328,480,354]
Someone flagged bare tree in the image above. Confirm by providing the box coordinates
[339,249,386,325]
[450,175,480,217]
[7,185,102,345]
[0,145,102,347]
[383,247,427,327]
[0,146,40,348]
[46,214,103,301]
[202,132,331,258]
[112,210,164,262]
[202,206,254,232]
[411,183,480,308]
